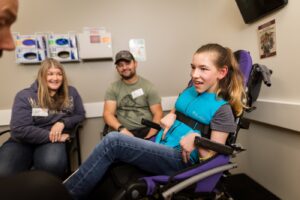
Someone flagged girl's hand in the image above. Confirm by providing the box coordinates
[49,122,65,143]
[160,112,176,139]
[180,133,199,163]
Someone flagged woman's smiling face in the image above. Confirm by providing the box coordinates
[46,66,63,95]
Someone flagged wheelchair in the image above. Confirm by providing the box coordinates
[90,49,272,200]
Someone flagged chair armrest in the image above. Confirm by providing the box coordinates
[141,118,161,130]
[0,129,10,136]
[194,137,234,155]
[68,123,82,140]
[102,123,111,137]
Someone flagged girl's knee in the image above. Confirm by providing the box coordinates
[95,131,122,155]
[102,131,120,144]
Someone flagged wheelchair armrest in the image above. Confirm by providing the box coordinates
[141,118,161,131]
[0,129,10,136]
[194,137,234,155]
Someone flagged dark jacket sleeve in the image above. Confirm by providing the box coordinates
[61,86,86,130]
[10,90,50,144]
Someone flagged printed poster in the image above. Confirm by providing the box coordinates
[258,19,277,59]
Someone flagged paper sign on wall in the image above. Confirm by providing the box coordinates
[129,39,146,62]
[78,27,113,60]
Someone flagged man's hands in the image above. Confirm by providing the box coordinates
[119,128,134,137]
[49,121,70,143]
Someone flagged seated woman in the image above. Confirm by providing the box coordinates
[0,58,85,179]
[64,43,246,199]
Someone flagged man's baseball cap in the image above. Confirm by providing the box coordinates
[114,50,135,64]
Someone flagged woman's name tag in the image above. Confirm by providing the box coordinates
[32,108,48,117]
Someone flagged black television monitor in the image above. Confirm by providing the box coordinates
[235,0,288,24]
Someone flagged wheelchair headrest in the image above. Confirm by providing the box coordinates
[234,50,253,86]
[234,50,273,108]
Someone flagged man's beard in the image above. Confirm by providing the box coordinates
[121,71,136,80]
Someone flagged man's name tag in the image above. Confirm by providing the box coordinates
[131,88,144,99]
[32,108,48,117]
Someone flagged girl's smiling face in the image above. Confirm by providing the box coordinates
[190,52,227,93]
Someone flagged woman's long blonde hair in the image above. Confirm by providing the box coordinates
[195,43,247,116]
[37,58,69,110]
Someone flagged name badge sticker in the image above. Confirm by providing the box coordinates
[131,88,144,99]
[32,108,48,117]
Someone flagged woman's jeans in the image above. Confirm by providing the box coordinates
[64,132,192,200]
[0,139,67,178]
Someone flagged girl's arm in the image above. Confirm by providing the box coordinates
[179,131,228,163]
[198,130,228,160]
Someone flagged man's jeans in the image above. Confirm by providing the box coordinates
[0,140,67,178]
[64,132,192,200]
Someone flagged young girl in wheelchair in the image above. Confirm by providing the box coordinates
[64,43,247,199]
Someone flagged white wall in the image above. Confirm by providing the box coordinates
[1,0,200,109]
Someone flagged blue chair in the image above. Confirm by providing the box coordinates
[90,50,272,200]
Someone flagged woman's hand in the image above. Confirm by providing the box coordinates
[160,112,176,139]
[180,133,199,163]
[57,133,70,142]
[49,122,65,143]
